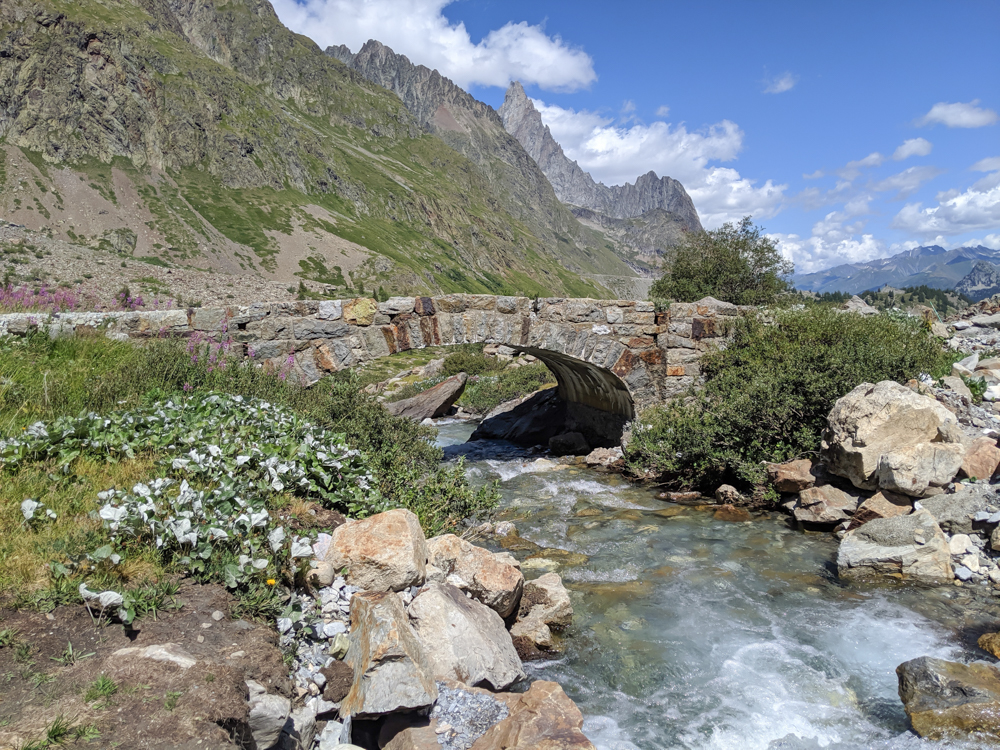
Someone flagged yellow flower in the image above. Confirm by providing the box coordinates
[266,578,276,586]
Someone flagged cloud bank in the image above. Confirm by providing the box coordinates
[271,0,596,91]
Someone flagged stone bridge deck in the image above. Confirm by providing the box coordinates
[0,294,742,418]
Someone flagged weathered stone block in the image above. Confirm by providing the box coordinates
[666,365,686,377]
[291,318,349,339]
[343,298,378,326]
[317,300,342,320]
[414,296,435,316]
[606,307,624,324]
[378,297,415,316]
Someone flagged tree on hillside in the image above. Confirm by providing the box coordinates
[650,217,793,306]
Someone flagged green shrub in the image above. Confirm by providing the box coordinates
[650,216,792,306]
[440,346,507,378]
[458,363,556,415]
[625,307,950,492]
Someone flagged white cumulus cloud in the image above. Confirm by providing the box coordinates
[763,72,798,94]
[270,0,596,91]
[893,169,1000,236]
[917,100,999,128]
[892,138,932,161]
[532,100,786,228]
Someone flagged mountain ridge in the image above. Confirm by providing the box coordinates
[793,245,1000,295]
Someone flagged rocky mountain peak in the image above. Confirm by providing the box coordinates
[956,260,1000,302]
[498,81,702,232]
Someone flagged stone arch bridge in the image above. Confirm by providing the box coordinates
[0,293,740,424]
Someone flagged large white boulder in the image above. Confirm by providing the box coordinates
[408,583,524,690]
[426,534,524,618]
[822,381,964,493]
[837,509,953,583]
[875,443,965,497]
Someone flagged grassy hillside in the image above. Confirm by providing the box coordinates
[0,0,634,297]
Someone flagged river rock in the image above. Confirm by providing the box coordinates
[823,381,964,490]
[767,459,816,493]
[979,633,1000,659]
[510,573,573,656]
[897,656,1000,742]
[876,442,966,497]
[961,437,1000,480]
[583,446,624,469]
[920,486,993,535]
[385,373,468,420]
[325,509,429,592]
[793,485,860,525]
[340,591,438,717]
[847,490,912,530]
[837,508,953,583]
[470,680,596,750]
[714,484,743,504]
[408,583,524,690]
[469,388,567,445]
[426,534,524,618]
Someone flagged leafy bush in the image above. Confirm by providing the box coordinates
[625,307,950,492]
[440,346,507,377]
[650,216,792,306]
[458,363,556,415]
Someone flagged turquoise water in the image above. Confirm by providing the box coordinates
[436,421,1000,750]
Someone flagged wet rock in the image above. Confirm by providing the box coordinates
[408,583,524,690]
[510,573,573,654]
[766,459,816,493]
[961,437,1000,480]
[837,509,953,583]
[249,692,292,750]
[897,656,1000,741]
[714,484,743,504]
[876,442,965,497]
[979,633,1000,659]
[658,491,705,504]
[847,490,912,530]
[549,431,590,456]
[426,534,524,618]
[470,680,596,750]
[341,591,438,717]
[793,485,860,525]
[386,373,468,420]
[714,504,751,522]
[823,381,964,490]
[325,508,429,592]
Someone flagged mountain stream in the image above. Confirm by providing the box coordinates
[436,420,1000,750]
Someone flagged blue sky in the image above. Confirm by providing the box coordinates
[272,0,1000,274]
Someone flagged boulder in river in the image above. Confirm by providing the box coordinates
[385,373,468,420]
[837,508,953,583]
[408,582,524,690]
[341,591,438,718]
[897,656,1000,742]
[549,431,590,456]
[510,572,573,658]
[766,459,816,493]
[426,534,524,619]
[823,381,964,491]
[793,485,860,525]
[847,489,912,530]
[325,508,429,593]
[470,388,566,445]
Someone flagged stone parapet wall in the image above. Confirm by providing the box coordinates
[0,294,743,416]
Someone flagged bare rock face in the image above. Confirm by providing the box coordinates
[426,534,524,618]
[498,82,702,232]
[341,592,438,718]
[471,680,597,750]
[325,509,429,592]
[960,436,1000,480]
[407,583,525,690]
[847,490,912,530]
[767,459,816,493]
[793,485,861,525]
[837,509,953,583]
[385,373,468,420]
[897,656,1000,742]
[876,442,966,497]
[823,381,964,492]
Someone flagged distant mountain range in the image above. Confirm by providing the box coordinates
[792,245,1000,295]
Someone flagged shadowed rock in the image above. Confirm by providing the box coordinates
[385,373,468,420]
